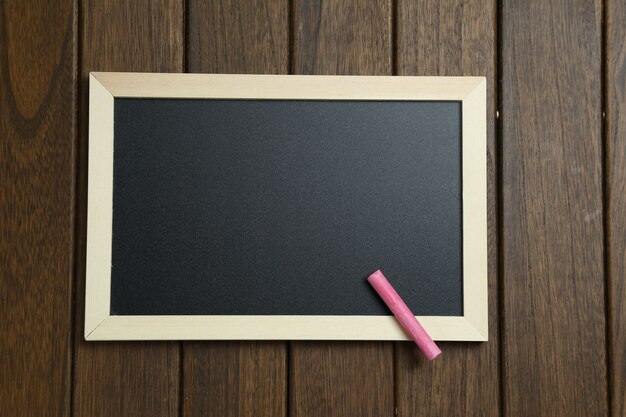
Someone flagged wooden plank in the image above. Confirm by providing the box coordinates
[607,0,626,415]
[72,1,183,416]
[74,344,179,416]
[184,342,286,416]
[290,1,394,416]
[293,0,391,75]
[394,1,499,414]
[183,1,288,416]
[0,1,76,415]
[187,0,288,74]
[290,342,393,417]
[501,1,607,416]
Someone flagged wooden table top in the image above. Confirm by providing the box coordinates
[1,1,623,416]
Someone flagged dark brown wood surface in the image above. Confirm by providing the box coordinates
[184,1,288,416]
[395,1,499,415]
[0,1,76,416]
[289,2,394,416]
[607,0,626,415]
[292,0,392,75]
[501,0,608,416]
[1,0,624,416]
[184,342,286,417]
[72,1,183,416]
[187,0,288,74]
[290,342,393,417]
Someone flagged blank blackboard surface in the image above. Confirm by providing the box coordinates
[110,98,463,316]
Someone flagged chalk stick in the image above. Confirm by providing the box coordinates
[367,269,441,360]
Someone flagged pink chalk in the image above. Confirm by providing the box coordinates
[367,270,441,360]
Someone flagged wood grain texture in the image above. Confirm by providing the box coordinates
[607,0,626,415]
[290,1,394,416]
[184,342,286,416]
[73,344,179,416]
[184,1,289,416]
[501,1,607,416]
[395,0,499,414]
[3,1,622,415]
[0,1,76,416]
[290,342,393,417]
[73,1,183,416]
[293,0,392,75]
[187,0,288,74]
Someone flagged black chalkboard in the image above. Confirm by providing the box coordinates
[110,98,463,316]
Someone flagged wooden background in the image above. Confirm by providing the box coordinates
[1,0,624,416]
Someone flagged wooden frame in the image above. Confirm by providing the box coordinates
[85,73,487,341]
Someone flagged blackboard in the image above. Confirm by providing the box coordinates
[85,73,487,341]
[111,98,462,316]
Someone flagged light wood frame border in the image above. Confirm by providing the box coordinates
[86,73,487,341]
